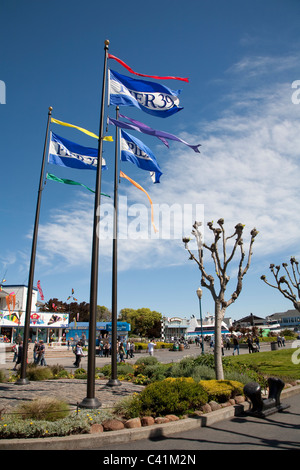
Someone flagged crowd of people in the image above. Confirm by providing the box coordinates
[72,338,139,368]
[194,333,262,355]
[11,331,288,371]
[96,339,136,360]
[277,334,286,347]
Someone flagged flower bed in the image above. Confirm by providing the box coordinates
[0,378,245,439]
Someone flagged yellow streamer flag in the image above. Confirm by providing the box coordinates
[51,117,113,141]
[120,171,158,233]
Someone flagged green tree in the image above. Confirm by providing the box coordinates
[97,305,111,322]
[119,307,162,337]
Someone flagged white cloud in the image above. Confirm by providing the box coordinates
[227,55,299,77]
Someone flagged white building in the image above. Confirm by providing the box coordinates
[0,284,38,314]
[162,314,231,341]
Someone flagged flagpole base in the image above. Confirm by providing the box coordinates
[106,378,121,387]
[78,397,101,409]
[15,377,30,385]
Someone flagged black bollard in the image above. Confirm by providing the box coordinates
[244,377,289,418]
[243,381,265,415]
[267,377,285,407]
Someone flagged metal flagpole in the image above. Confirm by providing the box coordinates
[79,39,109,408]
[107,106,121,387]
[16,106,53,385]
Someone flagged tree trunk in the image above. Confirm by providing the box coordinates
[214,301,224,380]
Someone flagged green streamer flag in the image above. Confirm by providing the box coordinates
[46,173,110,197]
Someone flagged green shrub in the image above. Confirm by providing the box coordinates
[25,365,53,381]
[117,363,135,375]
[199,380,244,403]
[74,368,87,379]
[166,357,195,378]
[135,343,148,350]
[193,354,215,368]
[134,356,159,366]
[99,363,134,378]
[224,369,254,385]
[136,378,208,417]
[99,364,111,377]
[134,356,160,377]
[15,397,70,422]
[55,369,70,379]
[49,364,66,376]
[114,394,142,419]
[224,361,268,388]
[142,363,170,383]
[191,365,216,382]
[0,369,7,383]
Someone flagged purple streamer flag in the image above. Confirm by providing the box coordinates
[108,113,201,153]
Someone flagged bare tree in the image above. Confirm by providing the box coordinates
[261,258,300,312]
[183,219,258,379]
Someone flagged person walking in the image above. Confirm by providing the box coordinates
[247,335,254,353]
[129,340,135,358]
[147,339,156,356]
[126,340,131,359]
[232,336,239,355]
[118,342,125,363]
[13,341,23,370]
[33,340,39,363]
[277,335,282,347]
[74,341,83,368]
[36,340,47,366]
[12,342,18,362]
[103,342,110,358]
[98,340,104,357]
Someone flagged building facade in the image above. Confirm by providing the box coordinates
[0,284,70,343]
[161,314,231,341]
[66,321,131,345]
[267,309,300,330]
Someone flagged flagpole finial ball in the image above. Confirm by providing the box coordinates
[104,39,110,46]
[49,106,53,113]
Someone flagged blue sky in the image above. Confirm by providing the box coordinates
[1,0,300,322]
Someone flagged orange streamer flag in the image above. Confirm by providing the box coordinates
[120,171,158,233]
[6,293,16,314]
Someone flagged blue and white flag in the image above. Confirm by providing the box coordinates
[48,132,107,171]
[109,69,183,118]
[120,130,163,183]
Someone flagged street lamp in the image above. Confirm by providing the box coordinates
[196,287,204,354]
